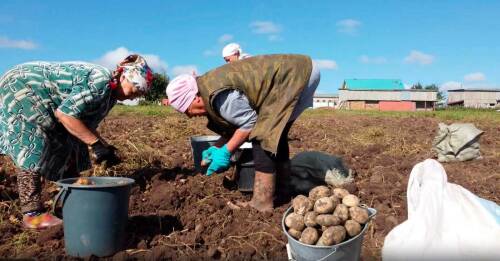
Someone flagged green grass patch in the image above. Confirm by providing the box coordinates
[303,107,499,123]
[109,104,176,117]
[110,104,499,123]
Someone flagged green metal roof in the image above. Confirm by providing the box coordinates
[343,79,404,90]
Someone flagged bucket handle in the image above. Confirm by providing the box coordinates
[286,243,337,261]
[52,185,68,218]
[317,247,338,261]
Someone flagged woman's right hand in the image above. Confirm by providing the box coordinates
[201,146,218,166]
[90,139,120,165]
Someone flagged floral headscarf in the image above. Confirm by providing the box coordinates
[111,54,153,93]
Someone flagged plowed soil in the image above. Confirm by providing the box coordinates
[1,109,499,260]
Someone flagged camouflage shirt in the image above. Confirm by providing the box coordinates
[197,54,312,153]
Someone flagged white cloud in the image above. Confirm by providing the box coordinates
[359,55,387,64]
[0,36,37,49]
[404,50,435,65]
[250,21,282,34]
[313,59,338,70]
[336,19,362,35]
[142,54,168,73]
[440,81,462,91]
[203,50,216,57]
[464,72,486,82]
[268,35,283,42]
[94,46,167,72]
[218,34,233,44]
[171,65,198,77]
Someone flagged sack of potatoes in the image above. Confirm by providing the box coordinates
[284,185,372,246]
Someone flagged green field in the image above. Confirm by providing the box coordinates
[111,104,499,123]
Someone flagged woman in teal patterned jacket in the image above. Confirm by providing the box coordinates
[0,54,153,229]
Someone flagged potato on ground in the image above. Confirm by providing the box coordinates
[315,214,341,227]
[314,197,335,214]
[304,211,318,227]
[332,188,349,199]
[349,206,369,224]
[345,220,362,237]
[342,194,360,207]
[333,204,349,222]
[288,228,302,239]
[285,213,305,231]
[299,227,319,245]
[308,186,332,201]
[292,195,313,215]
[316,226,346,246]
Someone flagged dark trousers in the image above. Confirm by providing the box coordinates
[252,121,294,173]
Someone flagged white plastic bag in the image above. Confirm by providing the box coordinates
[382,159,500,261]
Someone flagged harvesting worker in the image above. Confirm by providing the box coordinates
[166,54,320,212]
[222,43,251,63]
[0,55,154,229]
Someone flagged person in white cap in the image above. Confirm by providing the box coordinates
[222,43,251,63]
[165,54,320,212]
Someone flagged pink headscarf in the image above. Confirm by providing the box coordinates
[166,74,198,112]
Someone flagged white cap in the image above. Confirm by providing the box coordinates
[222,43,242,58]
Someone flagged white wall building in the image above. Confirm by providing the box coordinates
[313,94,338,108]
[447,89,500,108]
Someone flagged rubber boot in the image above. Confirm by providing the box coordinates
[240,171,275,212]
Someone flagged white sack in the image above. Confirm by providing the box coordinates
[382,159,500,261]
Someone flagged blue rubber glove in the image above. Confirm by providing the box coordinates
[202,146,218,165]
[206,145,231,176]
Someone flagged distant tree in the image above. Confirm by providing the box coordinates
[411,82,423,89]
[144,73,169,103]
[423,84,445,101]
[412,82,444,101]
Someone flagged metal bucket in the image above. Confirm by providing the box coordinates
[54,177,135,257]
[282,206,377,261]
[190,135,220,173]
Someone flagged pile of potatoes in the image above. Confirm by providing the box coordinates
[285,185,371,246]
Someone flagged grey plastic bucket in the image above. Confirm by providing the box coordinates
[282,206,377,261]
[54,177,135,257]
[190,135,220,173]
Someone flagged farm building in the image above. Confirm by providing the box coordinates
[447,88,500,108]
[313,93,338,108]
[338,79,437,111]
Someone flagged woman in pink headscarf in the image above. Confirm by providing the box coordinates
[165,54,320,212]
[0,54,153,229]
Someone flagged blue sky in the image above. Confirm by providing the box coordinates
[1,0,499,93]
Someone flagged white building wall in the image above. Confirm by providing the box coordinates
[313,97,338,108]
[448,91,500,108]
[448,91,465,104]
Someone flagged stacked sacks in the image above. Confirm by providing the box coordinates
[285,185,371,246]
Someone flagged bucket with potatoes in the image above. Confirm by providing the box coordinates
[282,185,376,261]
